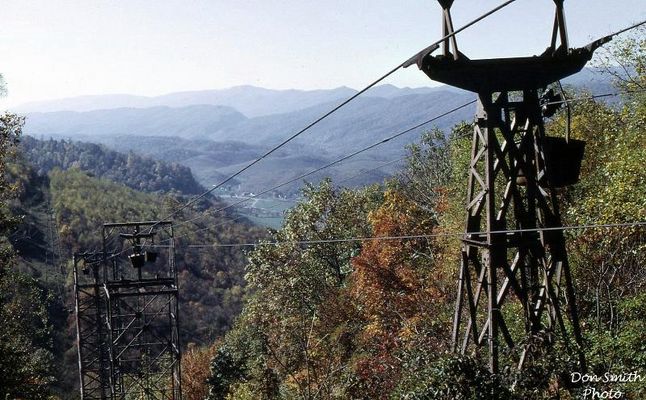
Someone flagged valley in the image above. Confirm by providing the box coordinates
[18,75,611,228]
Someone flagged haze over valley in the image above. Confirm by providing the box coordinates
[19,68,610,212]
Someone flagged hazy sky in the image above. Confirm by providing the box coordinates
[1,0,644,108]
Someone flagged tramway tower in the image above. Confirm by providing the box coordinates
[411,0,614,374]
[74,221,182,399]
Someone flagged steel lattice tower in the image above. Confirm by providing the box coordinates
[74,252,112,400]
[74,221,182,399]
[411,0,614,374]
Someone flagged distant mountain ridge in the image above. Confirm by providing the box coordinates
[24,89,473,149]
[13,84,458,117]
[19,71,614,196]
[12,67,610,117]
[25,104,246,139]
[12,85,350,117]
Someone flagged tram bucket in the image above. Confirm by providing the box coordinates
[543,137,586,187]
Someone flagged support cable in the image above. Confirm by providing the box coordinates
[86,9,645,259]
[179,221,646,248]
[170,87,644,236]
[146,0,522,232]
[101,87,645,260]
[159,16,644,235]
[173,100,476,230]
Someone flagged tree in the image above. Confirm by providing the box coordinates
[0,106,56,398]
[182,343,219,400]
[549,33,646,399]
[553,84,646,331]
[0,272,56,399]
[349,189,449,399]
[209,180,381,399]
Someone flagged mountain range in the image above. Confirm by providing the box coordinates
[18,68,613,196]
[14,84,455,117]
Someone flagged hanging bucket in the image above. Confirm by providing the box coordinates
[543,137,586,187]
[129,253,146,269]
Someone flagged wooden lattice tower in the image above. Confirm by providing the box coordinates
[412,0,614,374]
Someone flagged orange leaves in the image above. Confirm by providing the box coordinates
[181,343,219,400]
[215,183,457,398]
[351,190,435,326]
[347,189,449,395]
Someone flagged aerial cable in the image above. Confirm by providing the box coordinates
[146,0,522,232]
[84,6,644,258]
[171,100,477,232]
[98,84,644,265]
[150,99,477,246]
[180,221,646,248]
[99,86,643,260]
[85,7,642,252]
[138,13,646,237]
[169,87,643,238]
[167,87,644,244]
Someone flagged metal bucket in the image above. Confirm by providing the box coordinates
[543,137,586,187]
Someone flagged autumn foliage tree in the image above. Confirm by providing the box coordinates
[347,189,451,398]
[202,36,646,400]
[182,343,219,400]
[1,106,56,398]
[209,180,381,399]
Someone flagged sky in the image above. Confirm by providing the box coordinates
[0,0,644,108]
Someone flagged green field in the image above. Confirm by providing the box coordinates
[217,194,297,229]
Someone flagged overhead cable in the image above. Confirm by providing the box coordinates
[147,0,522,231]
[181,221,646,248]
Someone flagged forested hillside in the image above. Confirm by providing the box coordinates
[21,135,205,194]
[191,35,646,399]
[2,126,267,397]
[1,113,59,399]
[1,31,644,400]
